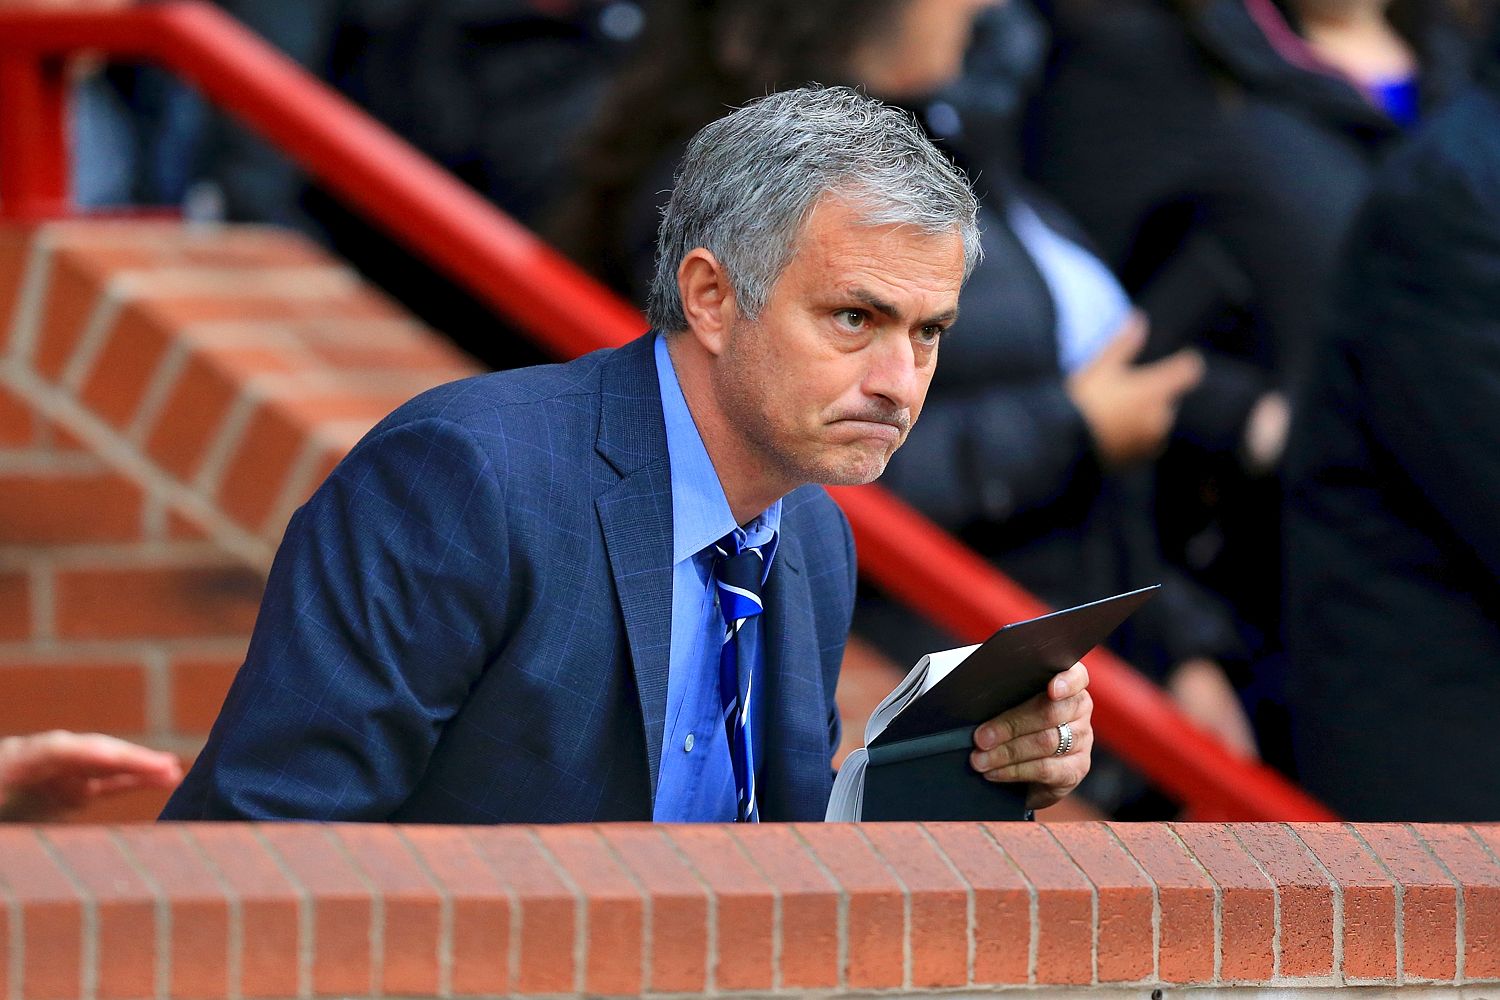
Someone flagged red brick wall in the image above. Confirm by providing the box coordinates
[2,821,1498,996]
[0,221,480,819]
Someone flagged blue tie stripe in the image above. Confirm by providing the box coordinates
[713,531,767,823]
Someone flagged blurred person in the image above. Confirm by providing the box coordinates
[556,0,1259,772]
[1032,0,1474,401]
[0,731,182,822]
[0,0,213,211]
[163,87,1098,823]
[1027,0,1476,749]
[1283,18,1500,819]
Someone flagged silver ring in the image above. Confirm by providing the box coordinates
[1054,721,1074,756]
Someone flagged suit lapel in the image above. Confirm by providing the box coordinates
[594,334,675,798]
[758,523,833,821]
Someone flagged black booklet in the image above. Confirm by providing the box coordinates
[824,585,1158,822]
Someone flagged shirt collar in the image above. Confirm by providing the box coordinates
[654,333,782,566]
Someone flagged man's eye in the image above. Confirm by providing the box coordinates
[836,309,866,329]
[915,325,945,345]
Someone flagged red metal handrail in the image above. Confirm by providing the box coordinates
[0,2,1334,820]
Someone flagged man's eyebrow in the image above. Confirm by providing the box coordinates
[847,287,900,319]
[846,288,960,327]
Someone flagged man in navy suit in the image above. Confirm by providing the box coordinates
[162,86,1097,823]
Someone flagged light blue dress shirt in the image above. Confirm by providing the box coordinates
[651,334,781,822]
[1006,197,1132,375]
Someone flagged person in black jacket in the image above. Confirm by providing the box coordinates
[1283,21,1500,820]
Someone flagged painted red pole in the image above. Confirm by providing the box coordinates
[0,54,71,221]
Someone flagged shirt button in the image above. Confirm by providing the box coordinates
[683,733,696,752]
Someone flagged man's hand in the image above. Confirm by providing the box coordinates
[0,731,183,822]
[1167,657,1259,760]
[969,661,1093,810]
[1066,312,1204,467]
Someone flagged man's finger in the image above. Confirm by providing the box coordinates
[974,689,1089,749]
[971,717,1092,772]
[1049,661,1090,700]
[1092,318,1148,369]
[1142,348,1205,397]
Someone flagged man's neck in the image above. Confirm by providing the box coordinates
[664,333,793,525]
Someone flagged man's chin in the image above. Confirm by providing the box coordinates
[809,449,893,487]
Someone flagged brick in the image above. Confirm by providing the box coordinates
[665,824,775,991]
[924,822,1030,984]
[729,824,838,989]
[1413,825,1500,980]
[216,390,404,533]
[987,822,1093,985]
[1294,823,1398,981]
[171,656,241,733]
[115,826,232,1000]
[0,870,7,1000]
[862,823,969,987]
[1111,823,1216,984]
[0,570,30,641]
[182,825,302,999]
[1359,823,1458,981]
[167,507,212,540]
[33,249,112,380]
[67,781,177,824]
[1237,824,1335,978]
[535,826,644,996]
[0,470,144,545]
[139,285,405,332]
[331,825,442,997]
[1051,823,1154,982]
[0,829,84,1000]
[794,823,905,989]
[0,228,31,352]
[0,382,37,445]
[43,828,158,1000]
[1175,823,1276,982]
[78,306,172,428]
[599,825,710,994]
[467,826,578,995]
[399,826,511,996]
[296,318,475,374]
[55,563,263,640]
[258,825,375,997]
[144,350,242,481]
[0,660,146,732]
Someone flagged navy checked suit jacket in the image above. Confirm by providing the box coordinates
[161,333,855,822]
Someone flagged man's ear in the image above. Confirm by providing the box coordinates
[677,248,737,356]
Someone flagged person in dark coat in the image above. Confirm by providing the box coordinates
[1283,21,1500,820]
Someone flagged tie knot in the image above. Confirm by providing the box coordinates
[713,532,766,623]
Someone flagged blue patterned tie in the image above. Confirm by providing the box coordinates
[713,530,768,822]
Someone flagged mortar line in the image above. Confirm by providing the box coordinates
[975,823,1038,985]
[0,360,274,572]
[1165,824,1221,986]
[1348,824,1405,986]
[1407,824,1465,984]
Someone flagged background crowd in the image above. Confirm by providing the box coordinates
[3,0,1498,822]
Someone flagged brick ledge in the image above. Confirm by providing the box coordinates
[2,821,1498,997]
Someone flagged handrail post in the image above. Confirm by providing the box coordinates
[0,53,71,221]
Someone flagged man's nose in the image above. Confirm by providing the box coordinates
[862,333,923,410]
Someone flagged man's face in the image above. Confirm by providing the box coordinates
[711,196,965,489]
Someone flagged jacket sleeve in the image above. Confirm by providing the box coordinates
[882,377,1099,531]
[161,416,513,820]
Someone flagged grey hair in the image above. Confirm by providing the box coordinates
[647,85,982,331]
